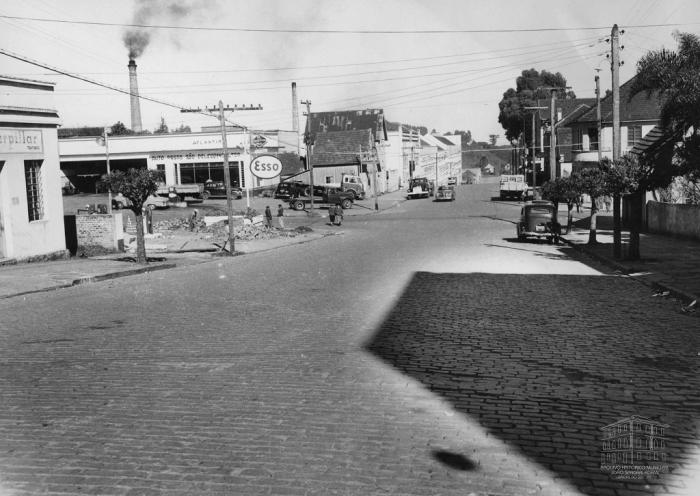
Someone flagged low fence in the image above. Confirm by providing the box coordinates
[647,201,700,241]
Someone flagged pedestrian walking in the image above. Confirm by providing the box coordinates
[264,205,273,228]
[334,203,344,226]
[328,205,336,225]
[277,204,285,229]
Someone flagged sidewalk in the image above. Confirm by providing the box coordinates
[0,189,408,300]
[560,208,700,307]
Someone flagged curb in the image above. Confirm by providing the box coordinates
[0,263,176,300]
[561,236,699,306]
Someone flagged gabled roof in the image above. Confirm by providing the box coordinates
[307,109,387,141]
[311,129,372,167]
[536,98,596,123]
[570,75,663,125]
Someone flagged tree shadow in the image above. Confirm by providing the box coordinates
[365,271,700,495]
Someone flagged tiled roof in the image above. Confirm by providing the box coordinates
[536,98,596,122]
[311,129,372,167]
[307,109,387,141]
[570,76,663,125]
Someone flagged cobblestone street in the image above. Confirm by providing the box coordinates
[1,182,698,495]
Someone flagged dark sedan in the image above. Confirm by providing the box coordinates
[202,181,243,200]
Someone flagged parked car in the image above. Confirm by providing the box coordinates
[202,181,243,200]
[112,193,169,211]
[516,200,560,243]
[435,185,456,201]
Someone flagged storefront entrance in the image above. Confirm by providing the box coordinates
[179,161,243,187]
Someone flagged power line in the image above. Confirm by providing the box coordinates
[0,47,248,129]
[2,14,699,34]
[10,35,603,77]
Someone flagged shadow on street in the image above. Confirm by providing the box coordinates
[364,271,700,495]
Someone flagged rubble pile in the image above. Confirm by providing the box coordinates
[153,217,301,241]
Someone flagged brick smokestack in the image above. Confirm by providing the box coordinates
[128,59,143,133]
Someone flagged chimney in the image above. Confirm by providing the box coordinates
[128,59,143,133]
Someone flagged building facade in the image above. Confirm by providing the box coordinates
[0,76,66,260]
[59,129,298,194]
[567,76,662,170]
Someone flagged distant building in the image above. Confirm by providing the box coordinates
[305,109,390,193]
[0,76,66,260]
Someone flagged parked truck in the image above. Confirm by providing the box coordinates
[499,174,527,200]
[326,174,366,200]
[288,186,354,211]
[155,183,205,202]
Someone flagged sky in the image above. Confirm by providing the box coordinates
[1,0,700,144]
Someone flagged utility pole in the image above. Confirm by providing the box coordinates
[102,127,112,213]
[611,23,623,258]
[435,150,439,190]
[524,107,547,187]
[549,88,557,182]
[301,100,315,215]
[372,144,380,211]
[181,102,262,254]
[595,72,603,163]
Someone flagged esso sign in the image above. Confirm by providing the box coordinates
[250,155,282,179]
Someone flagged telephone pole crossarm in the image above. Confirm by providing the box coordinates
[179,102,264,254]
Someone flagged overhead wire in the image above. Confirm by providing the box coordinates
[2,14,699,33]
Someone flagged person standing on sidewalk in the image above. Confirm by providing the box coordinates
[264,205,273,228]
[277,204,285,229]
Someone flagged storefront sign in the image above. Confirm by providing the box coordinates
[250,155,282,179]
[0,129,42,154]
[252,134,267,148]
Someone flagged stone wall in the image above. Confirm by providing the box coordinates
[647,201,700,241]
[76,213,124,251]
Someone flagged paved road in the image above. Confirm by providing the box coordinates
[1,182,698,495]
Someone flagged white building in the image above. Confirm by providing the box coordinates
[59,129,298,193]
[0,76,66,260]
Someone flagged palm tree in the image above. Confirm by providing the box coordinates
[631,32,700,137]
[626,32,700,259]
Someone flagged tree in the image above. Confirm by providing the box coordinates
[110,121,133,136]
[101,169,163,264]
[173,123,192,133]
[626,32,700,256]
[497,68,576,144]
[154,117,169,134]
[541,175,581,233]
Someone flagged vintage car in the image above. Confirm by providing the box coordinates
[407,177,434,199]
[202,180,243,200]
[516,200,561,243]
[435,185,456,201]
[111,193,169,211]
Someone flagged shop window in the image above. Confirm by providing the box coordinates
[24,160,44,221]
[627,126,642,147]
